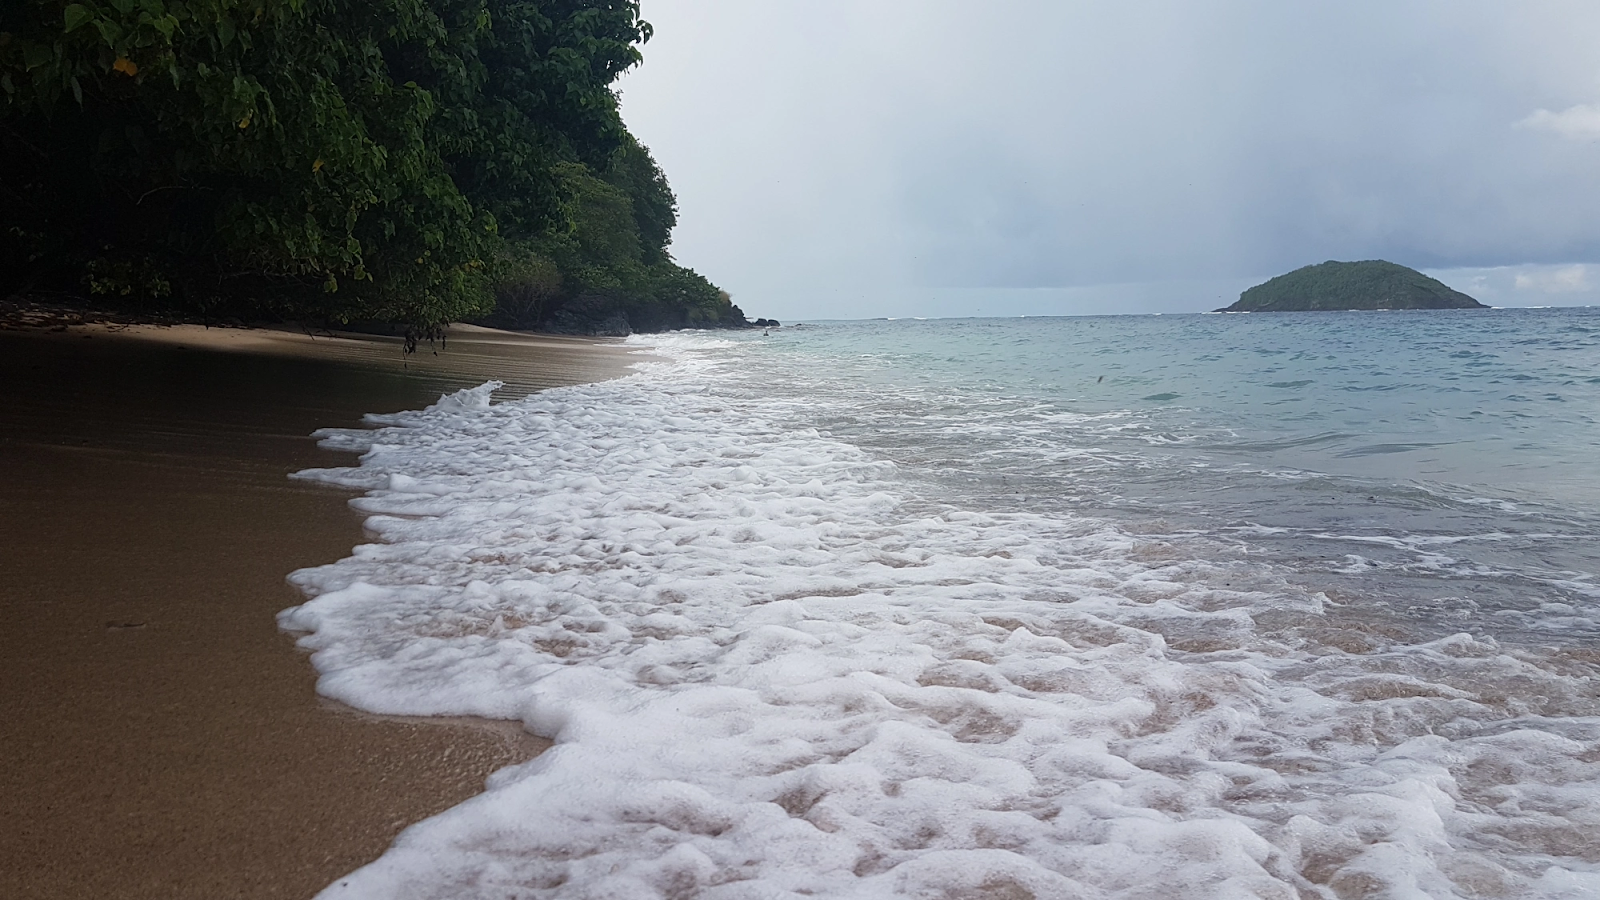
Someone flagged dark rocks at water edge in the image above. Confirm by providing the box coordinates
[1218,260,1487,312]
[544,308,635,338]
[491,291,779,337]
[541,311,781,337]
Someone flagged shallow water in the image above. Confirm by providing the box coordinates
[286,309,1600,899]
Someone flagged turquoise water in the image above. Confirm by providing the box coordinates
[292,309,1600,897]
[741,308,1600,642]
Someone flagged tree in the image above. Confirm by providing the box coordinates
[0,0,665,327]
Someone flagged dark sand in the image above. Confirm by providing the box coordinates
[0,323,636,898]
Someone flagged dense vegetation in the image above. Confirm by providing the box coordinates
[1221,260,1485,312]
[0,0,747,333]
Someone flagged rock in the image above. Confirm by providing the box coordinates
[545,309,633,337]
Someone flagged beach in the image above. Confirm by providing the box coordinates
[9,311,1600,897]
[0,319,634,899]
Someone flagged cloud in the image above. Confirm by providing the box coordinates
[622,1,1600,319]
[1515,104,1600,140]
[1426,264,1600,308]
[1514,264,1592,293]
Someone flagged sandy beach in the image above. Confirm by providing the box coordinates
[0,319,636,899]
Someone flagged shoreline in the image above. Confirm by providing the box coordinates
[0,321,635,898]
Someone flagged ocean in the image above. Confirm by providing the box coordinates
[284,308,1600,899]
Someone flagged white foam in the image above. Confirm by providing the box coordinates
[285,335,1600,899]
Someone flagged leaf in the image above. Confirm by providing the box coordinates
[23,42,53,70]
[93,19,124,46]
[218,16,235,49]
[63,4,94,33]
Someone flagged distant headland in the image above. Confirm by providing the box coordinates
[1218,260,1487,312]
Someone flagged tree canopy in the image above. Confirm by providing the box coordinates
[0,0,745,331]
[1220,260,1486,312]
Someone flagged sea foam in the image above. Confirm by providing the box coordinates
[284,333,1600,899]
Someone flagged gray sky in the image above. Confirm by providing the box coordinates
[617,1,1600,320]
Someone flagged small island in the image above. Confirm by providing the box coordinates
[1218,260,1487,312]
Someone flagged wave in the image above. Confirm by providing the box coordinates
[283,338,1600,899]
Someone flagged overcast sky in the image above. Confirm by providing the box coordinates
[617,1,1600,320]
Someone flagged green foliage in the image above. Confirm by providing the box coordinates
[0,0,730,331]
[603,130,674,263]
[1224,260,1487,312]
[84,252,172,299]
[481,152,744,334]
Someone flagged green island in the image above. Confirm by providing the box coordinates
[0,0,763,336]
[1218,260,1487,312]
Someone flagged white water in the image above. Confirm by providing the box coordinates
[285,333,1600,899]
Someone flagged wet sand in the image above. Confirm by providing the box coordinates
[0,323,636,898]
